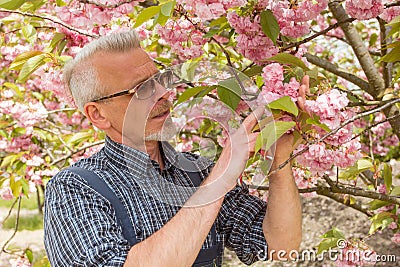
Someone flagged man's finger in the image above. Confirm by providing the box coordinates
[298,75,310,112]
[242,106,264,133]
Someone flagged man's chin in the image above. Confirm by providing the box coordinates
[144,119,177,142]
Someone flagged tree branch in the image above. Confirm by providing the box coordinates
[50,140,105,166]
[378,17,392,88]
[0,196,22,256]
[350,113,400,141]
[282,18,355,51]
[269,97,400,174]
[78,0,137,8]
[0,9,96,38]
[385,1,400,8]
[329,1,385,98]
[304,53,370,91]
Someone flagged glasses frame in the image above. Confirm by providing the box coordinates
[90,69,178,103]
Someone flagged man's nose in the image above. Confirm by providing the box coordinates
[154,82,173,101]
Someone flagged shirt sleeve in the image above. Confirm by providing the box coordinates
[217,183,268,265]
[44,170,131,267]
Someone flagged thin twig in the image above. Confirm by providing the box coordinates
[1,196,22,256]
[269,98,400,175]
[1,197,18,225]
[0,9,96,38]
[79,0,136,8]
[50,140,105,166]
[282,18,355,51]
[351,113,400,141]
[305,53,370,91]
[46,108,76,114]
[385,1,400,8]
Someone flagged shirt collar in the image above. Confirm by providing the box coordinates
[103,136,211,176]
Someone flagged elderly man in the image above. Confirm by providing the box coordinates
[44,30,303,266]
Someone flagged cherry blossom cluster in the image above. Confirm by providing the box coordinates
[177,0,246,21]
[269,0,328,38]
[358,112,400,156]
[256,63,300,104]
[227,11,279,64]
[53,0,138,31]
[294,89,362,174]
[227,0,328,63]
[345,0,384,20]
[0,98,48,128]
[345,0,400,22]
[157,18,209,60]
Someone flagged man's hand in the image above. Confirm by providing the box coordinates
[274,75,310,166]
[210,107,264,189]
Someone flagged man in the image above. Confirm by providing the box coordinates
[44,30,303,266]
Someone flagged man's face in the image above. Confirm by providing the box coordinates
[90,48,174,148]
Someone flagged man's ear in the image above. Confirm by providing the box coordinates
[84,102,111,130]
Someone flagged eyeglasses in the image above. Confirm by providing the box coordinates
[91,69,179,102]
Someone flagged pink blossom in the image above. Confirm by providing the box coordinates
[296,143,336,174]
[25,155,45,167]
[176,140,194,152]
[391,233,400,244]
[381,6,400,22]
[388,222,398,230]
[1,187,13,200]
[227,12,279,63]
[345,0,384,20]
[9,256,31,267]
[179,0,245,21]
[157,18,208,60]
[292,167,317,198]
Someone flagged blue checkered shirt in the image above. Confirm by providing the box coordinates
[44,137,268,266]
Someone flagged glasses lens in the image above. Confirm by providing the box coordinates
[136,79,155,100]
[158,70,176,89]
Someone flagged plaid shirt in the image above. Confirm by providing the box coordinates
[44,137,268,266]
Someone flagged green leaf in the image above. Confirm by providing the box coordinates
[369,212,394,234]
[67,131,93,145]
[339,158,374,180]
[390,186,400,196]
[25,248,34,263]
[382,163,392,191]
[306,116,331,132]
[369,33,378,47]
[22,24,37,44]
[1,154,20,168]
[255,121,296,154]
[0,0,25,10]
[268,96,299,116]
[176,86,210,105]
[20,178,30,196]
[243,65,263,77]
[46,32,66,52]
[317,237,341,254]
[266,53,310,70]
[56,0,66,6]
[381,45,400,62]
[217,78,243,110]
[367,199,390,211]
[9,51,43,70]
[160,1,175,16]
[134,5,160,28]
[321,227,346,239]
[259,160,271,176]
[209,17,227,27]
[260,10,280,45]
[18,53,50,82]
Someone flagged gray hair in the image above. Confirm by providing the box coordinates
[63,30,141,111]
